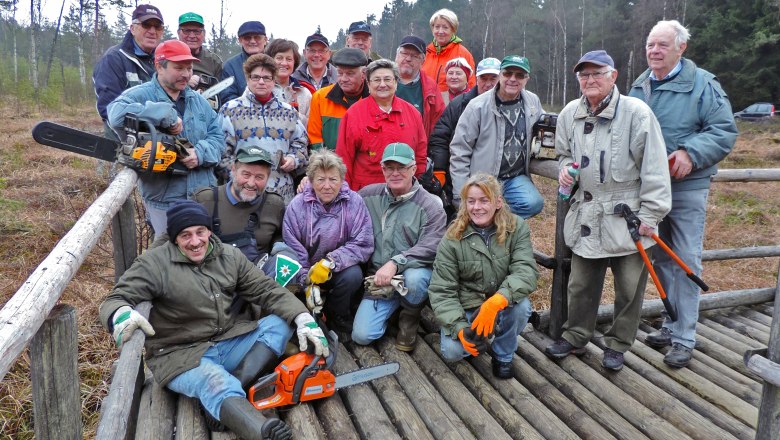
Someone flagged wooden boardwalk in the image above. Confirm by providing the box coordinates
[133,303,775,439]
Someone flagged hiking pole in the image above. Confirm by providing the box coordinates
[649,235,709,291]
[614,203,678,322]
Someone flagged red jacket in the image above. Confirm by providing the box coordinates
[420,73,445,138]
[336,96,427,190]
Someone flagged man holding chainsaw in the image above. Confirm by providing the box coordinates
[100,200,327,440]
[544,50,671,371]
[107,39,224,239]
[629,20,737,368]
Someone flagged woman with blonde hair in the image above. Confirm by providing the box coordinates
[428,173,538,378]
[421,8,476,93]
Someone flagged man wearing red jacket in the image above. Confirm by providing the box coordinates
[394,35,445,138]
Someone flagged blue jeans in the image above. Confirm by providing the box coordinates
[144,202,168,240]
[440,298,532,363]
[351,267,431,345]
[501,174,544,219]
[166,315,293,420]
[655,187,709,349]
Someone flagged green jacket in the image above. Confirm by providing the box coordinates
[99,236,307,386]
[428,218,538,338]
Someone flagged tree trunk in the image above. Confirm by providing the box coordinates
[30,0,39,90]
[12,1,18,83]
[77,0,87,92]
[43,0,67,88]
[92,0,100,63]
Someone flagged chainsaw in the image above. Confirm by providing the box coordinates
[531,112,558,160]
[247,331,399,410]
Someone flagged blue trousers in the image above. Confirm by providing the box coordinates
[501,174,544,219]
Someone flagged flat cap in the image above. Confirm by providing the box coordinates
[331,48,369,67]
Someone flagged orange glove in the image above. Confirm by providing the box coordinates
[433,170,447,186]
[458,327,488,357]
[471,294,508,337]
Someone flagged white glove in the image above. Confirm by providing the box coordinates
[294,313,329,357]
[305,285,324,314]
[112,305,155,349]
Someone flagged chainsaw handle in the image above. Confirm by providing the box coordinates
[247,370,279,407]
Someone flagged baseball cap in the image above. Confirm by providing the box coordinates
[236,147,273,166]
[331,48,369,67]
[573,50,615,72]
[238,21,266,37]
[305,33,329,48]
[476,57,501,76]
[132,4,163,24]
[155,40,199,63]
[381,143,415,165]
[178,12,204,26]
[399,35,426,54]
[348,21,372,35]
[500,55,531,73]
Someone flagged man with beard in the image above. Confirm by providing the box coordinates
[394,35,444,137]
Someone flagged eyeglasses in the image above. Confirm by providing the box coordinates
[370,76,396,85]
[502,70,529,80]
[249,74,274,83]
[179,28,204,35]
[576,70,611,81]
[306,48,329,55]
[381,164,414,174]
[397,50,420,61]
[241,35,265,42]
[134,21,163,31]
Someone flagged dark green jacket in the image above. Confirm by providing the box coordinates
[428,217,538,338]
[99,236,307,385]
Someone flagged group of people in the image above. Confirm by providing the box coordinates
[93,4,737,440]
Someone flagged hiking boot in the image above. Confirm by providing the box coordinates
[646,327,672,348]
[395,304,423,352]
[602,348,624,371]
[491,358,513,379]
[545,338,586,359]
[664,343,693,368]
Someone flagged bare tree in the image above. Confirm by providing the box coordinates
[482,0,493,59]
[77,0,88,91]
[29,0,39,90]
[43,0,67,88]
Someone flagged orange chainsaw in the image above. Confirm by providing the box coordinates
[247,332,399,410]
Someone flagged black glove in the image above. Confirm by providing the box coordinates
[173,137,193,157]
[458,327,488,356]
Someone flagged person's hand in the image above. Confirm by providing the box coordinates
[638,223,655,237]
[308,259,334,285]
[374,260,398,286]
[168,117,183,135]
[112,306,155,349]
[181,147,199,169]
[280,156,296,173]
[458,327,488,356]
[297,176,309,193]
[559,166,574,187]
[471,294,508,337]
[294,313,329,357]
[305,285,323,313]
[188,74,201,89]
[669,150,693,180]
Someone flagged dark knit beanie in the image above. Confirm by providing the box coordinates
[166,200,212,243]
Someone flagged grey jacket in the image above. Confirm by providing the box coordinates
[449,86,543,206]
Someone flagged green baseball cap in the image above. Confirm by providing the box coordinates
[179,12,204,26]
[381,143,415,165]
[235,147,273,166]
[500,55,531,74]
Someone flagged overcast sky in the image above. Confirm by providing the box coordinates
[31,0,398,48]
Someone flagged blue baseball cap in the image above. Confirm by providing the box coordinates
[573,50,614,72]
[238,21,265,37]
[348,21,371,35]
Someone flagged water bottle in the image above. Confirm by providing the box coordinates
[558,162,580,201]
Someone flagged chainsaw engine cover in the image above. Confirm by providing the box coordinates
[249,351,336,409]
[532,112,558,160]
[117,114,179,173]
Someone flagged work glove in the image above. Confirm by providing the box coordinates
[112,306,155,349]
[458,327,488,357]
[363,275,408,300]
[308,258,335,285]
[305,284,324,314]
[294,313,329,357]
[471,294,509,337]
[173,137,193,157]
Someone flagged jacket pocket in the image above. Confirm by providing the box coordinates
[563,199,582,248]
[600,201,640,254]
[609,125,640,182]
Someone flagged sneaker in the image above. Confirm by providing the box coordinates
[646,327,672,348]
[545,338,586,359]
[664,343,693,368]
[602,348,624,371]
[491,359,513,379]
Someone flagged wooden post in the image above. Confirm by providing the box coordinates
[30,304,81,440]
[548,196,571,338]
[755,261,780,439]
[112,195,137,282]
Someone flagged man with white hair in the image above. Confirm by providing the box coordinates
[629,20,737,368]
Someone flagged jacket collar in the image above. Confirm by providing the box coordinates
[573,85,621,120]
[326,82,370,107]
[631,57,696,93]
[385,179,421,203]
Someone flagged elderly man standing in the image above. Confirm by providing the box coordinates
[394,35,444,137]
[449,55,544,219]
[352,143,446,352]
[93,4,163,138]
[629,20,737,368]
[346,21,381,61]
[307,48,370,150]
[544,50,671,371]
[220,21,267,102]
[292,32,338,93]
[178,12,223,92]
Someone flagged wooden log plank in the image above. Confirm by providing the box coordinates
[698,317,766,352]
[0,168,138,381]
[210,431,238,439]
[754,304,774,318]
[728,309,773,333]
[521,332,692,440]
[349,344,434,440]
[737,308,773,327]
[333,342,400,440]
[423,333,571,440]
[755,267,780,440]
[706,314,770,345]
[310,388,359,440]
[281,403,326,440]
[30,304,81,440]
[134,379,176,440]
[627,337,759,428]
[112,195,137,282]
[685,331,762,383]
[409,335,513,440]
[712,168,780,182]
[745,353,780,388]
[376,338,475,440]
[175,397,209,440]
[701,245,780,261]
[515,337,649,440]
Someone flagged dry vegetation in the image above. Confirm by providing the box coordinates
[0,100,778,439]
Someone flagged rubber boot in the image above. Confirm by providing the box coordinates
[395,304,424,352]
[231,342,278,389]
[219,396,292,440]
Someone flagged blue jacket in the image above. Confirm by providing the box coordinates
[629,58,737,191]
[107,75,225,209]
[219,50,250,103]
[92,31,155,120]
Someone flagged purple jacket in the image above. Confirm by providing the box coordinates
[283,181,374,282]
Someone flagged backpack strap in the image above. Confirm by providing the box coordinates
[211,186,222,236]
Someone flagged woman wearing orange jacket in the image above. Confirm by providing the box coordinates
[421,8,476,93]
